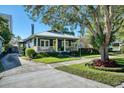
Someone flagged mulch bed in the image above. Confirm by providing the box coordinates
[92,59,120,67]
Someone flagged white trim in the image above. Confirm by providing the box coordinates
[55,38,58,52]
[40,39,50,47]
[36,37,38,46]
[64,39,66,52]
[32,38,34,46]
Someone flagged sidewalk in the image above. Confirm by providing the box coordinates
[48,57,97,68]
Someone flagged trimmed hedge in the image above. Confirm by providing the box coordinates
[70,48,99,56]
[32,48,99,58]
[47,52,59,57]
[79,48,99,54]
[25,48,36,58]
[34,52,70,58]
[35,53,48,58]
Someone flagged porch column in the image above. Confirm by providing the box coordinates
[76,40,79,50]
[36,37,38,52]
[64,39,66,52]
[32,38,34,46]
[55,38,58,52]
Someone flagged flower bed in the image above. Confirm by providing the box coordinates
[92,59,120,67]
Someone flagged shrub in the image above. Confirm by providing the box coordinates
[121,45,124,53]
[70,51,79,56]
[47,52,59,57]
[70,48,99,57]
[25,48,35,58]
[79,48,99,55]
[35,53,48,58]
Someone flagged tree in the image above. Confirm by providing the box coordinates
[114,22,124,42]
[10,35,22,46]
[24,5,124,62]
[0,16,12,49]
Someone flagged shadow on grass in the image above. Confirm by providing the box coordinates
[114,58,124,66]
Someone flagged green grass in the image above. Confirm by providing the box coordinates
[82,54,100,58]
[114,58,124,66]
[33,57,80,64]
[56,63,124,87]
[81,52,124,59]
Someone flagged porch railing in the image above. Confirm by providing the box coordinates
[37,46,56,52]
[36,46,78,52]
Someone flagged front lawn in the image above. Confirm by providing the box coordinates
[33,57,80,64]
[56,58,124,86]
[81,52,123,59]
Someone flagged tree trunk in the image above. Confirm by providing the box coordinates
[100,45,109,62]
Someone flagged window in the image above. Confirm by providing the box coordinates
[41,40,49,47]
[46,41,49,46]
[69,40,71,46]
[41,41,44,46]
[38,38,40,46]
[34,38,36,46]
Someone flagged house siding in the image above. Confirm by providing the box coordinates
[19,32,79,53]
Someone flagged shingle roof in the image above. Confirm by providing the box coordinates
[35,31,79,39]
[20,31,79,43]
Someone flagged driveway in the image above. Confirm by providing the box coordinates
[0,57,112,88]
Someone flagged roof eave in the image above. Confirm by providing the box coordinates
[35,35,79,40]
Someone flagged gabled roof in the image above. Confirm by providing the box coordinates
[0,36,4,41]
[21,31,79,42]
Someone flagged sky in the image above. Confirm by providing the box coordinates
[0,5,51,39]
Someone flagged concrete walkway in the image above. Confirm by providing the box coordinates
[0,57,113,88]
[48,57,96,68]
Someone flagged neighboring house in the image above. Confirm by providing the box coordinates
[111,40,123,52]
[19,30,79,53]
[0,36,4,54]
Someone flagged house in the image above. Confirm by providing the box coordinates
[0,36,4,54]
[111,40,123,52]
[19,30,79,53]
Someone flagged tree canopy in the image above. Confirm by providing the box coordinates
[24,5,124,61]
[0,16,12,46]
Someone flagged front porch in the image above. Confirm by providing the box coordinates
[32,37,79,53]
